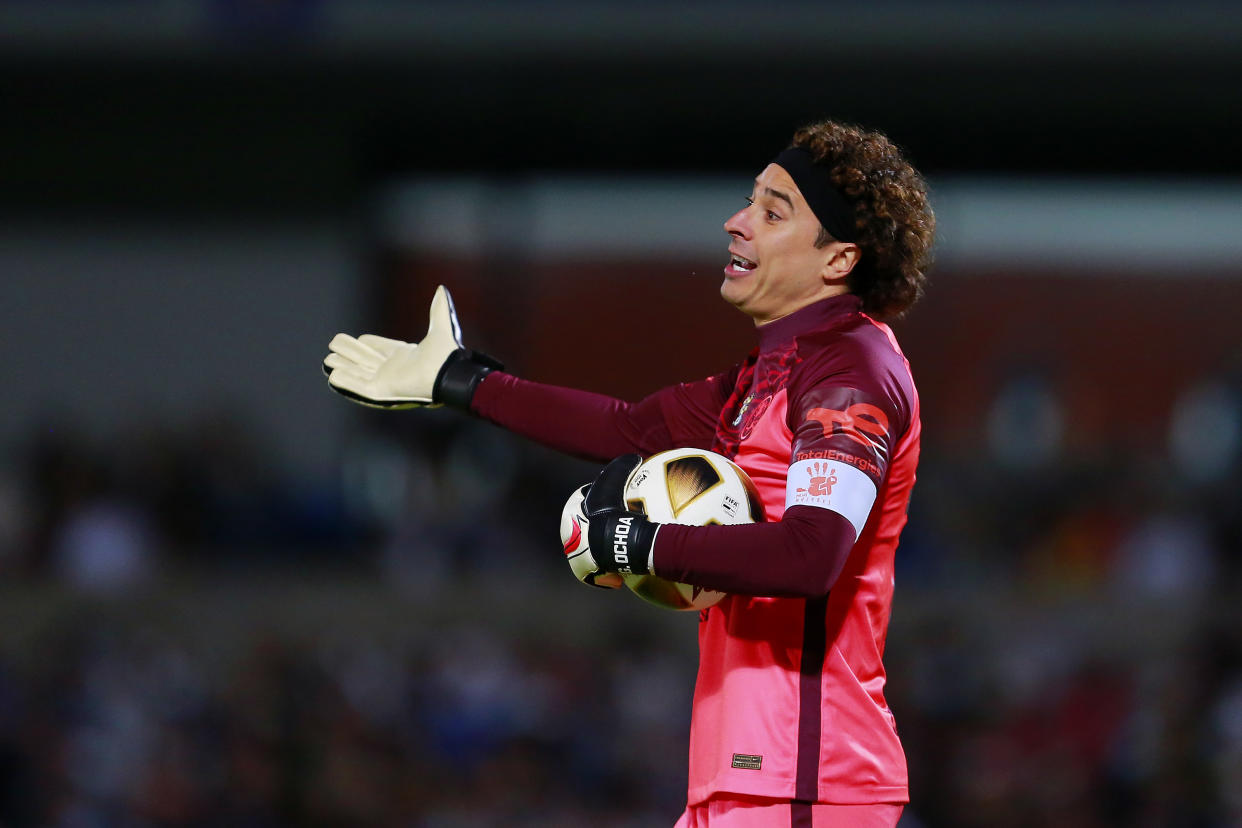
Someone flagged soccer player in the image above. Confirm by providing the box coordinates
[323,119,935,828]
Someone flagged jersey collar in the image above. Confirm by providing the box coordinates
[756,293,862,353]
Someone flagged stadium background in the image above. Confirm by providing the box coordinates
[2,2,1242,825]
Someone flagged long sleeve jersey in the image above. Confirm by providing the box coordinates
[471,292,920,806]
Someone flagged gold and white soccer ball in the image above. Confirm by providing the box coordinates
[621,448,765,611]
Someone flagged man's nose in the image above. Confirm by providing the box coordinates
[724,209,750,239]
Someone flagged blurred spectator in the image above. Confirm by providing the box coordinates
[52,494,155,592]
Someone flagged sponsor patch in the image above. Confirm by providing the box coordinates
[731,753,763,770]
[794,448,882,481]
[804,403,890,453]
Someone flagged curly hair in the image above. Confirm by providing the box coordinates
[790,121,935,319]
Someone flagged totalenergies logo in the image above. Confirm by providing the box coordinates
[805,404,889,451]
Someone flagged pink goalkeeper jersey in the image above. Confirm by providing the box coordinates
[471,293,919,806]
[677,294,918,806]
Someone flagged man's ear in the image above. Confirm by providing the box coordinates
[820,242,860,284]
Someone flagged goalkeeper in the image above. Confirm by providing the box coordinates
[324,120,934,828]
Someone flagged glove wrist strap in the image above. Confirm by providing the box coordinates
[589,512,657,575]
[435,349,504,409]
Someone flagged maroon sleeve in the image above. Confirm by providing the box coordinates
[469,369,735,463]
[652,505,855,598]
[784,330,912,489]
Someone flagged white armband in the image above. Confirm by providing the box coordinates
[785,459,877,538]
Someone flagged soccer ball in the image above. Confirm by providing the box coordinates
[622,448,765,611]
[561,484,624,590]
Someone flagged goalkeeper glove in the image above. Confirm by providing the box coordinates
[323,285,502,410]
[560,454,659,588]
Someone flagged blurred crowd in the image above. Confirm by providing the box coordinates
[1,375,1241,827]
[0,607,693,828]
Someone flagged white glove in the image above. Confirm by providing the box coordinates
[323,285,500,410]
[560,484,623,590]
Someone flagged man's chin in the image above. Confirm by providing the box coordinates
[719,276,748,307]
[720,281,764,324]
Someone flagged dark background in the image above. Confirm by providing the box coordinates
[4,1,1242,215]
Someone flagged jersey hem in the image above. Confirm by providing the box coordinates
[687,775,909,808]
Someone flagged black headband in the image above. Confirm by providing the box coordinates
[772,146,856,243]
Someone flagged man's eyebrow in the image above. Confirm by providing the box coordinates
[761,186,795,211]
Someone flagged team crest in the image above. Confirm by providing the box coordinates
[732,393,772,440]
[731,394,754,427]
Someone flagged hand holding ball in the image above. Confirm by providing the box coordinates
[559,449,764,610]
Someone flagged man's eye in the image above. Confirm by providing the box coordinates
[744,196,780,221]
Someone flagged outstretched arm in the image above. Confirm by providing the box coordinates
[470,372,729,464]
[324,284,733,463]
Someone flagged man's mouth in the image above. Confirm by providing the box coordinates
[726,253,758,276]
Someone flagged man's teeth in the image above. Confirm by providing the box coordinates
[731,255,756,270]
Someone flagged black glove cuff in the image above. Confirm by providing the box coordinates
[588,512,656,576]
[434,349,504,409]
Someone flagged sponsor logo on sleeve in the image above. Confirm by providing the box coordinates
[805,403,890,452]
[794,448,882,480]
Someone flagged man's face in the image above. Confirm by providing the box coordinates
[721,163,843,325]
